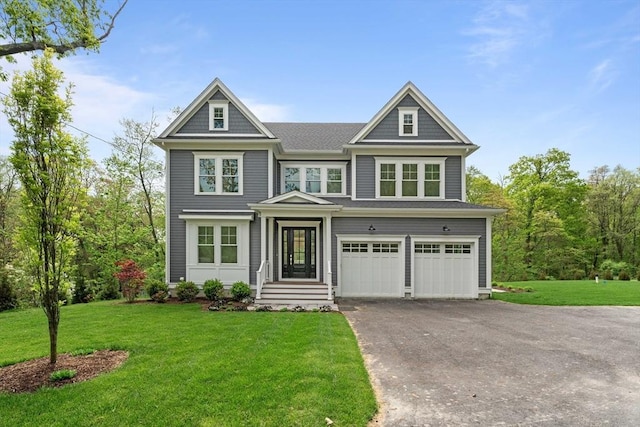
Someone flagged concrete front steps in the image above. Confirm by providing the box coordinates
[254,282,335,307]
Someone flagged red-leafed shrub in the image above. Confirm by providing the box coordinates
[114,260,147,303]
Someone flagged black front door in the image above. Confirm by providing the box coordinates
[282,227,316,279]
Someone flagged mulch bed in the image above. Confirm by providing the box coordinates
[0,350,128,394]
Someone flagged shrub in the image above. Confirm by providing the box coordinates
[203,279,225,301]
[114,260,147,303]
[230,281,251,301]
[637,270,640,281]
[146,280,169,302]
[99,279,120,300]
[0,269,17,312]
[72,276,94,304]
[176,280,199,302]
[603,270,614,280]
[50,369,77,382]
[618,270,631,281]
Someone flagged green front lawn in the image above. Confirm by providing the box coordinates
[0,301,377,426]
[492,280,640,305]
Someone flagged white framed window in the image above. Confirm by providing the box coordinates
[375,157,446,199]
[194,152,243,195]
[197,226,215,263]
[398,107,418,136]
[220,226,238,263]
[280,163,347,195]
[208,100,229,131]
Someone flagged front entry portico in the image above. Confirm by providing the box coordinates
[248,191,342,301]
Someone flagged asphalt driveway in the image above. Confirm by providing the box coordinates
[341,299,640,426]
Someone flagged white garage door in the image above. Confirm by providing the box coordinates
[414,243,476,298]
[341,242,403,297]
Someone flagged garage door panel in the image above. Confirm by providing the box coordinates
[414,243,475,298]
[341,241,402,297]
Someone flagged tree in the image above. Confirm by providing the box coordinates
[0,0,127,59]
[0,156,19,266]
[586,165,640,269]
[505,149,587,278]
[108,115,165,263]
[2,50,87,364]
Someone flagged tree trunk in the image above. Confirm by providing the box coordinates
[48,313,59,365]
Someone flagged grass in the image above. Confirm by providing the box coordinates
[0,301,377,426]
[492,279,640,305]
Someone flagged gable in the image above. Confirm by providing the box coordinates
[176,90,263,135]
[363,94,454,141]
[158,78,275,139]
[348,82,475,146]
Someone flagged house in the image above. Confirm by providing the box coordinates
[153,78,503,304]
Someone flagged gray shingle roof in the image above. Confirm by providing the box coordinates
[264,123,365,151]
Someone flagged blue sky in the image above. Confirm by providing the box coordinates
[1,0,639,180]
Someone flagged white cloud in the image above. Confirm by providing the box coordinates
[464,0,536,68]
[242,98,291,122]
[0,55,154,160]
[588,59,616,93]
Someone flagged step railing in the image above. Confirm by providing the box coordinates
[256,260,270,300]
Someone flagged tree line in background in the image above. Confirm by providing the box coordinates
[467,148,640,282]
[0,52,165,312]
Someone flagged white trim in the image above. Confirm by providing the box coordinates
[174,133,265,138]
[260,190,336,205]
[165,149,171,285]
[208,100,229,131]
[182,209,254,213]
[461,155,467,202]
[351,152,357,198]
[267,147,274,199]
[193,152,244,196]
[277,221,321,282]
[335,207,504,218]
[361,139,458,143]
[178,214,254,221]
[280,162,347,196]
[336,234,406,298]
[374,157,446,199]
[324,214,332,286]
[346,145,479,157]
[398,107,418,136]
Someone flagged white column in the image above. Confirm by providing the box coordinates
[260,214,266,265]
[268,217,274,281]
[486,217,493,289]
[325,214,332,299]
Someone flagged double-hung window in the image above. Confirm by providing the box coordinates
[398,107,418,136]
[193,224,241,265]
[281,163,346,195]
[375,158,445,199]
[194,152,243,195]
[197,226,215,263]
[208,101,229,131]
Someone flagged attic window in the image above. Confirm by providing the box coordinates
[208,101,229,131]
[398,107,418,136]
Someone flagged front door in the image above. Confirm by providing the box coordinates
[282,227,316,279]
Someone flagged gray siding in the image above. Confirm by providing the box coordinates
[331,217,487,289]
[355,155,462,199]
[168,149,269,282]
[363,95,454,141]
[176,91,263,135]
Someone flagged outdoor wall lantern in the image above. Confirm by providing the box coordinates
[442,225,450,232]
[368,224,376,231]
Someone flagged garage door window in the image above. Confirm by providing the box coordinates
[415,243,440,253]
[445,244,471,254]
[373,243,399,253]
[343,243,368,253]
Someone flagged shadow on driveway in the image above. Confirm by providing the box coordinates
[341,299,640,426]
